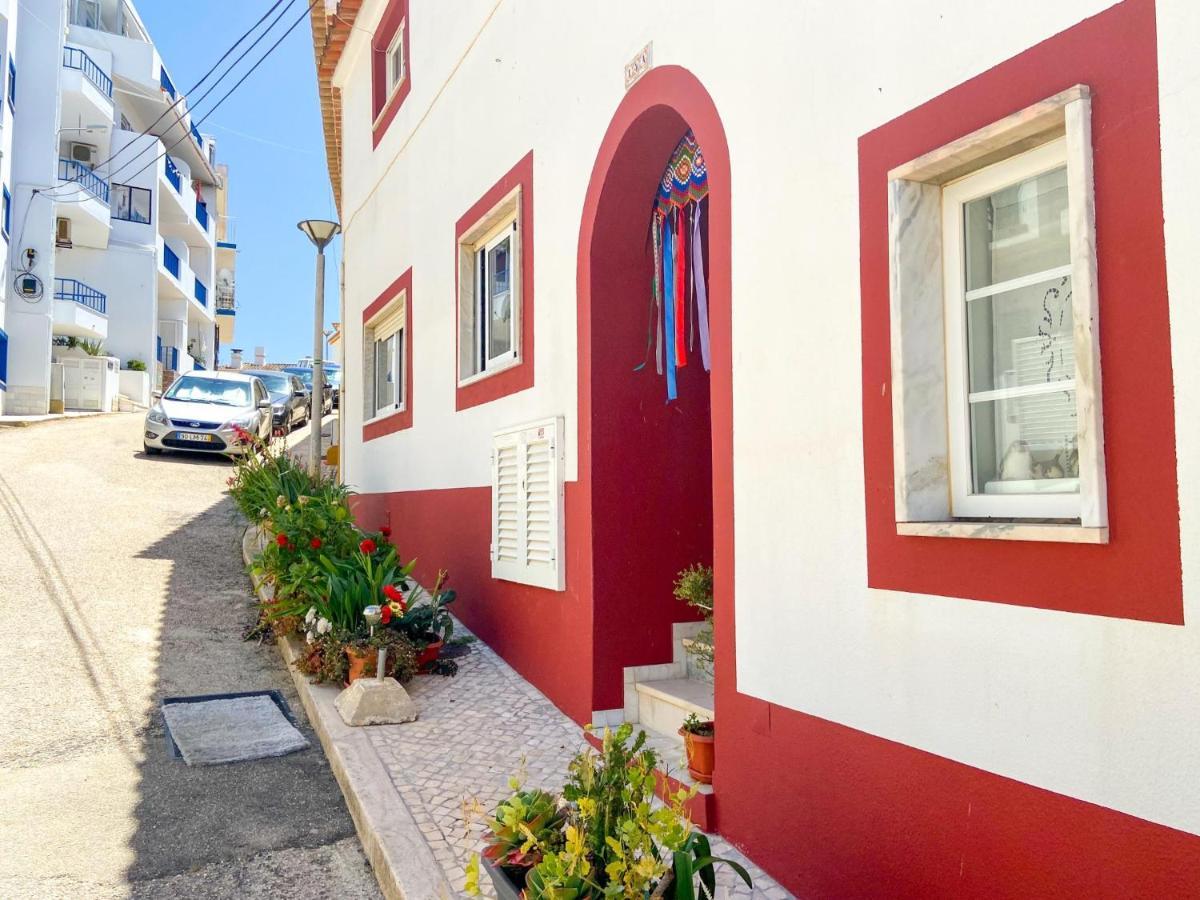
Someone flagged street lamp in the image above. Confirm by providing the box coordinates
[297,218,341,476]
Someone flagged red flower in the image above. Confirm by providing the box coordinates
[383,584,404,603]
[310,537,322,550]
[358,538,377,555]
[275,533,288,547]
[380,525,392,538]
[380,605,392,625]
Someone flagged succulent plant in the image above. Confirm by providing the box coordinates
[482,788,567,869]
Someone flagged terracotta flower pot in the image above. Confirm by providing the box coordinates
[679,723,715,784]
[416,635,444,673]
[345,646,374,684]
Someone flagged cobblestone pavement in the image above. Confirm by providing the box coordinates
[368,627,793,899]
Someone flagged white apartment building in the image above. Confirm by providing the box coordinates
[1,0,232,414]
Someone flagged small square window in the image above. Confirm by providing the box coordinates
[386,22,406,96]
[458,202,520,383]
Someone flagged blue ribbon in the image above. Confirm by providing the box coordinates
[663,216,677,402]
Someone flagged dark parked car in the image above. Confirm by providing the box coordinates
[284,367,333,416]
[242,369,309,431]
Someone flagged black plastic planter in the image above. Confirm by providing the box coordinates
[481,856,526,900]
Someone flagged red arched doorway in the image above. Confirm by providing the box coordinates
[575,66,734,732]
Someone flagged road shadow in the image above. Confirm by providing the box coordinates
[125,494,367,886]
[132,450,236,467]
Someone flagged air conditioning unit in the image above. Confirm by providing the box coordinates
[56,216,72,248]
[69,142,97,167]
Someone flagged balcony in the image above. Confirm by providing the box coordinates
[58,159,110,204]
[164,155,181,192]
[215,285,235,313]
[55,159,111,248]
[53,278,108,340]
[195,198,209,231]
[159,65,176,100]
[69,0,149,42]
[163,242,181,279]
[194,278,208,307]
[62,47,112,97]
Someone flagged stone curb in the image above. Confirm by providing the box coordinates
[242,525,454,900]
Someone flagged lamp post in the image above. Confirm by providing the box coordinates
[297,219,341,476]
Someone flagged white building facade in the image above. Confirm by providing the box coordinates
[1,0,227,414]
[315,0,1200,895]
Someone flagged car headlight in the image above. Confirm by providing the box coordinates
[226,413,258,429]
[147,407,169,426]
[272,403,285,413]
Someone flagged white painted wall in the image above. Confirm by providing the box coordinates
[333,0,1200,839]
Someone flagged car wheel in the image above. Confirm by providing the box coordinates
[143,444,162,455]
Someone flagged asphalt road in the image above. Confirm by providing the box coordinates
[0,412,377,899]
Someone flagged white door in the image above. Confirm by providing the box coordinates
[64,359,103,410]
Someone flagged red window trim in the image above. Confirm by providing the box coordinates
[454,150,535,411]
[857,0,1182,624]
[370,0,410,149]
[362,267,413,441]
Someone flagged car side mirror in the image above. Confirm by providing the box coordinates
[257,398,271,409]
[294,390,306,397]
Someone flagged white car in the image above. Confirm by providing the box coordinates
[143,370,273,457]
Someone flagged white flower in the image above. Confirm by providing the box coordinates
[305,607,317,625]
[306,631,315,645]
[317,617,331,635]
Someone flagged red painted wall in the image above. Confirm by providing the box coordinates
[859,0,1182,623]
[351,486,595,725]
[587,104,711,712]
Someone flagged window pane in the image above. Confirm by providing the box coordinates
[966,274,1074,394]
[964,165,1069,290]
[487,235,512,360]
[969,393,1080,496]
[131,187,150,223]
[373,334,396,413]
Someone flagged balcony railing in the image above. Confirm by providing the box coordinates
[57,159,110,204]
[215,286,235,311]
[62,47,113,98]
[191,121,204,149]
[195,199,209,230]
[156,335,163,362]
[194,278,208,306]
[54,277,107,315]
[164,155,181,192]
[159,65,176,100]
[162,244,181,279]
[169,346,179,371]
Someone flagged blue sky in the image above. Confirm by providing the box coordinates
[138,0,341,365]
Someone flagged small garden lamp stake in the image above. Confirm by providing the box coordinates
[297,218,341,477]
[363,604,385,679]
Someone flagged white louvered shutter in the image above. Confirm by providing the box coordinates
[491,417,565,590]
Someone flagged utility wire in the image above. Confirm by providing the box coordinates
[95,0,319,196]
[41,0,292,198]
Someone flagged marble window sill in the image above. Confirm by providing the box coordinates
[896,521,1109,544]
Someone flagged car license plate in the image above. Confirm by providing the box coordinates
[178,432,214,443]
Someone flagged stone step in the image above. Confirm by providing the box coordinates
[634,677,714,738]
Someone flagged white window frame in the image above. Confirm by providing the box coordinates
[458,190,521,386]
[363,291,406,425]
[385,20,406,97]
[942,139,1079,520]
[491,417,565,591]
[886,85,1107,542]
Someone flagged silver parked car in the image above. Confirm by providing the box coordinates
[143,370,273,457]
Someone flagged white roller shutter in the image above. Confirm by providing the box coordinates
[491,416,565,590]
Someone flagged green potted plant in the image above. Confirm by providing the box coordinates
[468,724,751,899]
[389,568,457,672]
[673,564,713,677]
[679,712,715,784]
[479,786,567,898]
